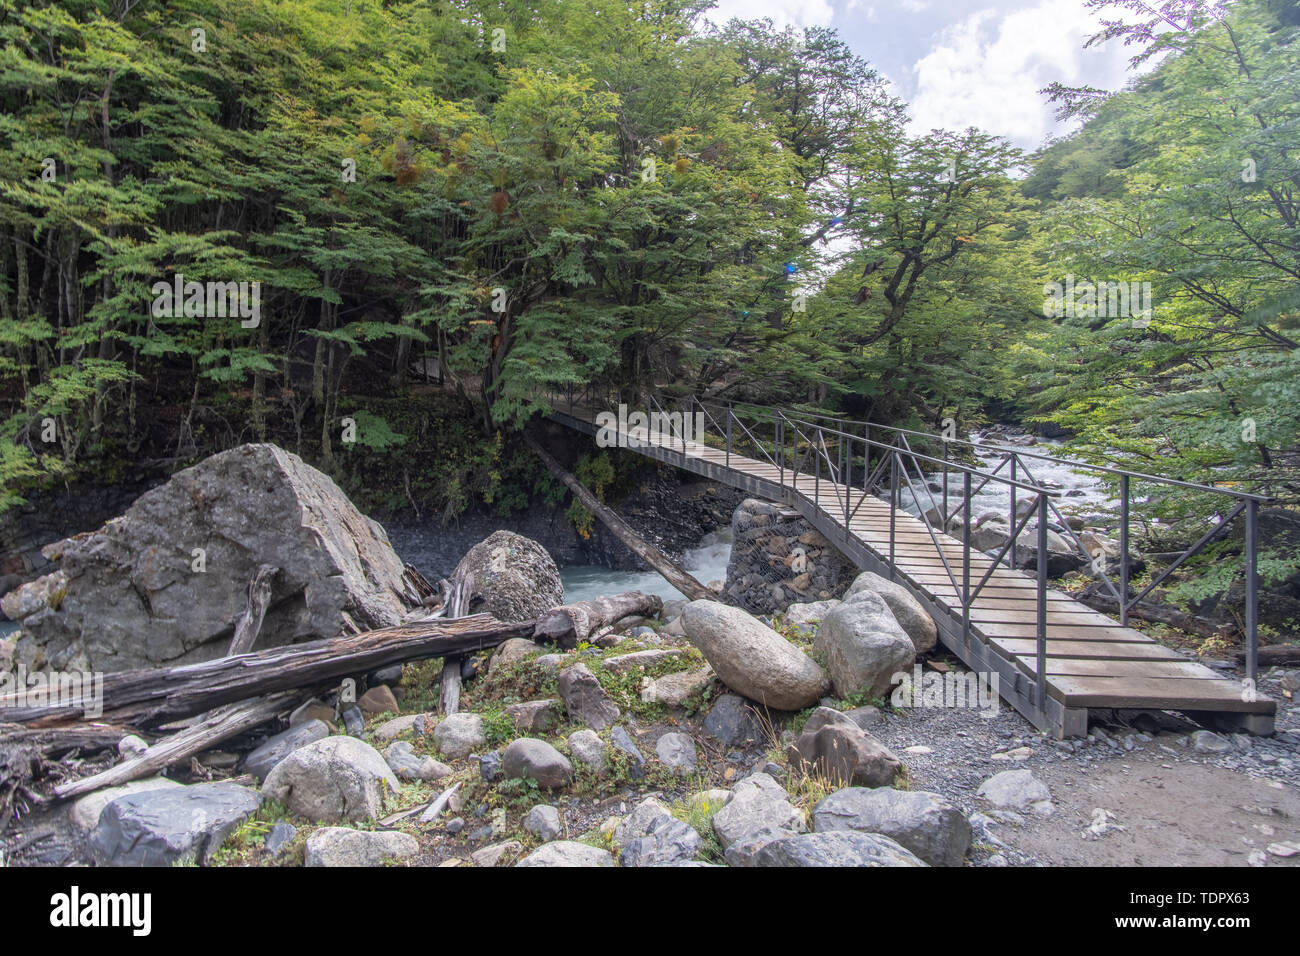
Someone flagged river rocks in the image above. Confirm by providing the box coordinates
[433,712,487,759]
[264,821,297,857]
[614,796,673,844]
[610,725,646,776]
[371,713,430,742]
[640,665,715,707]
[842,571,938,655]
[303,827,418,867]
[711,773,805,849]
[567,729,608,773]
[783,599,842,635]
[621,814,702,867]
[703,693,767,746]
[471,840,524,867]
[262,736,399,823]
[812,787,970,866]
[383,741,452,783]
[242,719,331,782]
[524,804,562,841]
[0,570,68,623]
[69,777,184,833]
[976,769,1054,815]
[290,699,335,727]
[90,782,261,866]
[558,663,620,730]
[723,499,859,614]
[14,443,411,672]
[747,830,927,867]
[504,698,562,734]
[814,594,914,699]
[357,685,399,715]
[451,530,564,622]
[501,738,574,789]
[655,732,698,774]
[516,841,615,867]
[786,717,903,788]
[1192,730,1232,754]
[490,638,542,672]
[681,600,828,709]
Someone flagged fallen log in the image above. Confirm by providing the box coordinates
[526,433,713,602]
[439,571,474,716]
[1076,585,1234,641]
[227,564,278,656]
[2,612,535,728]
[533,591,664,649]
[52,693,299,800]
[1236,645,1300,667]
[0,723,136,757]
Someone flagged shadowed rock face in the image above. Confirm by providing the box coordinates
[6,443,410,672]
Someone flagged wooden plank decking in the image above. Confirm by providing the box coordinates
[548,405,1276,737]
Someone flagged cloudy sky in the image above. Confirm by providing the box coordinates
[702,0,1143,150]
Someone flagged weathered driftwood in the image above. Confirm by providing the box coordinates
[533,591,664,649]
[439,570,475,716]
[526,434,713,601]
[418,781,462,824]
[1237,645,1300,667]
[227,564,278,656]
[51,693,299,800]
[1077,584,1234,640]
[2,612,535,727]
[402,563,438,606]
[0,723,136,756]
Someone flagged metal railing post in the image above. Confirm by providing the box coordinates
[942,438,949,528]
[962,470,972,650]
[889,453,898,581]
[815,426,821,510]
[1009,455,1018,570]
[1036,494,1049,711]
[725,404,732,469]
[864,424,871,493]
[1119,474,1131,627]
[1246,498,1259,685]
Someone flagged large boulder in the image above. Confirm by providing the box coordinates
[7,444,410,672]
[842,572,938,655]
[451,530,563,622]
[261,736,399,823]
[89,782,261,866]
[814,594,914,699]
[680,600,828,710]
[811,787,970,866]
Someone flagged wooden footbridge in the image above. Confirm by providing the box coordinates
[546,390,1275,739]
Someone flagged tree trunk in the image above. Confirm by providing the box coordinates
[525,433,713,601]
[3,613,535,728]
[227,564,278,656]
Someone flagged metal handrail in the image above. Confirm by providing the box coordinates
[543,387,1266,698]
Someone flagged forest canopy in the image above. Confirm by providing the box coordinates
[1,0,1297,516]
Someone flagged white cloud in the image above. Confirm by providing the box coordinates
[907,0,1135,149]
[702,0,836,29]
